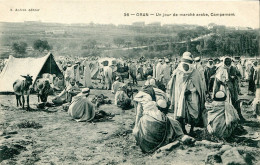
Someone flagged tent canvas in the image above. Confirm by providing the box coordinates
[0,53,63,93]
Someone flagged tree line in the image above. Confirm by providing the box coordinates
[11,39,52,56]
[11,27,259,59]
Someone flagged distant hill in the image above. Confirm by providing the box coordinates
[0,22,258,59]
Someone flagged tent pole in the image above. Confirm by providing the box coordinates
[50,55,52,74]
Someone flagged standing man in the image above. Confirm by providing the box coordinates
[156,59,163,83]
[194,57,207,93]
[248,61,258,95]
[168,53,205,134]
[129,61,138,85]
[162,59,171,87]
[64,63,74,87]
[74,62,81,85]
[103,61,113,90]
[236,60,244,91]
[252,61,260,117]
[83,59,93,88]
[204,58,217,94]
[137,64,144,80]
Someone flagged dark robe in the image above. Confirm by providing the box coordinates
[204,65,216,93]
[248,66,256,93]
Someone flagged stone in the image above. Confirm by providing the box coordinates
[236,146,259,153]
[7,131,18,135]
[158,141,180,152]
[152,142,180,159]
[221,148,246,165]
[195,140,223,148]
[219,145,232,153]
[205,152,222,165]
[152,151,164,159]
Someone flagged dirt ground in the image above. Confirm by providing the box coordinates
[0,81,259,165]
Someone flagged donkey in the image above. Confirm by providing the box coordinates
[13,75,33,110]
[34,78,51,103]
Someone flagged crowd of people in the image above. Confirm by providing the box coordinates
[2,52,259,153]
[46,52,259,153]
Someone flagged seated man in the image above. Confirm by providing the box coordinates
[52,79,80,105]
[144,75,156,86]
[115,85,132,110]
[133,86,195,153]
[206,91,240,138]
[111,76,124,94]
[68,88,96,122]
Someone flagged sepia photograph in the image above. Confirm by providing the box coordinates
[0,0,259,164]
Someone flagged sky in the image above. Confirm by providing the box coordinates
[0,0,259,28]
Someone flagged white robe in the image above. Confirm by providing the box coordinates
[156,63,163,82]
[68,95,95,122]
[64,66,74,86]
[162,63,171,85]
[83,61,93,88]
[103,66,113,89]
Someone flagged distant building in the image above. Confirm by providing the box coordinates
[227,26,236,30]
[45,30,66,35]
[132,22,145,27]
[215,25,226,34]
[117,24,130,28]
[24,21,41,25]
[207,23,217,30]
[147,22,161,27]
[162,24,175,28]
[70,23,88,27]
[235,26,253,30]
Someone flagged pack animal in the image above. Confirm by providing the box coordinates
[13,75,33,110]
[34,78,51,103]
[116,63,129,83]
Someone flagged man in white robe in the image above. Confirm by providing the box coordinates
[168,53,206,134]
[162,59,171,86]
[156,59,164,83]
[83,60,93,88]
[103,64,113,90]
[111,76,124,94]
[74,63,81,84]
[64,63,74,87]
[194,57,207,95]
[52,79,80,104]
[68,88,96,122]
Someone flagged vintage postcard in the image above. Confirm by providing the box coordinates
[0,0,259,164]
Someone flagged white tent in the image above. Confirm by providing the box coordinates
[0,53,63,93]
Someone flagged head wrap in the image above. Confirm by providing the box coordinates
[214,91,227,101]
[194,57,201,62]
[156,99,167,108]
[181,52,193,64]
[142,85,156,101]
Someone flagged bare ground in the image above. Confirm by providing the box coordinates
[0,82,259,165]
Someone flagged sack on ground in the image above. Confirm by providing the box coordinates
[206,101,239,138]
